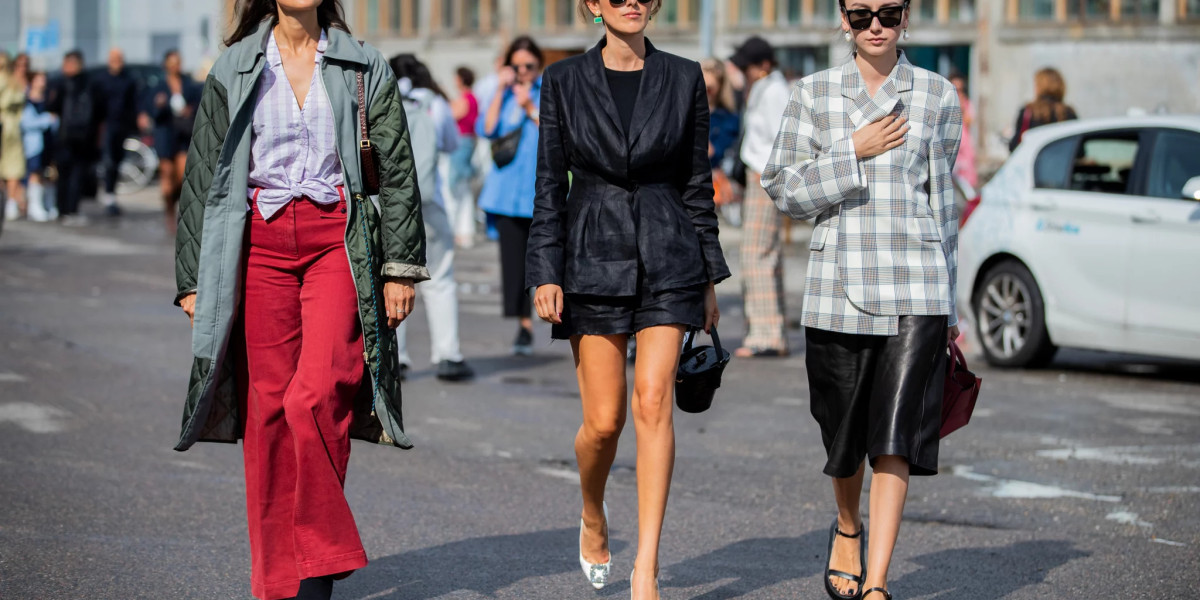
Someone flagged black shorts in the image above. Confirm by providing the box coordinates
[552,283,706,340]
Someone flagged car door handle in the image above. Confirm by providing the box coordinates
[1029,200,1057,212]
[1131,212,1162,225]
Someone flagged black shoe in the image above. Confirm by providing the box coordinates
[436,359,475,382]
[398,364,409,382]
[104,204,122,217]
[513,327,533,356]
[293,576,333,600]
[825,517,866,600]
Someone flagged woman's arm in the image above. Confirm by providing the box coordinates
[20,104,56,133]
[525,67,570,292]
[368,67,430,284]
[681,68,731,285]
[760,82,867,221]
[477,71,511,139]
[175,75,231,310]
[431,95,459,154]
[932,85,964,328]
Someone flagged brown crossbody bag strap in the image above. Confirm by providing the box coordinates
[356,42,381,196]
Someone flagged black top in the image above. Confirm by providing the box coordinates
[525,38,731,298]
[604,67,643,135]
[96,69,139,132]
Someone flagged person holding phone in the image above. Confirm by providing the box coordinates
[476,36,543,356]
[761,2,962,599]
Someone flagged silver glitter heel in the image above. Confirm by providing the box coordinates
[579,501,611,589]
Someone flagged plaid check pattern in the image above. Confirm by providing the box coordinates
[761,54,962,336]
[740,175,788,351]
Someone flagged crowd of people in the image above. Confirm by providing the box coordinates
[0,47,201,228]
[2,1,1086,599]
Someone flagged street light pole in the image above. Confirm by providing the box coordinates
[699,0,715,58]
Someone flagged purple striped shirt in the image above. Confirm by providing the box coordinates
[247,30,343,219]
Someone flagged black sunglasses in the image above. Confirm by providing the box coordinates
[844,5,906,30]
[512,62,539,72]
[607,0,653,6]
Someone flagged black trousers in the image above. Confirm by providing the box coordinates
[55,147,94,216]
[493,214,532,319]
[805,316,948,478]
[101,129,126,195]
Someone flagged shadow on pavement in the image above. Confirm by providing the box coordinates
[339,527,628,599]
[1048,349,1200,384]
[662,531,827,599]
[890,539,1089,599]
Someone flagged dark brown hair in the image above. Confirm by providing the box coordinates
[504,36,544,68]
[225,0,351,47]
[577,0,663,22]
[456,66,476,88]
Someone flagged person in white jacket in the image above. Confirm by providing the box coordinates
[732,37,792,358]
[391,54,474,382]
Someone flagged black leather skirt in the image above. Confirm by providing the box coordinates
[804,316,948,478]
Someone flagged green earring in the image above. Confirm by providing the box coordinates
[594,14,602,23]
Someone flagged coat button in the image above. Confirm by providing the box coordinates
[341,207,347,214]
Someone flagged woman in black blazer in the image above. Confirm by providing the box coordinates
[525,1,730,597]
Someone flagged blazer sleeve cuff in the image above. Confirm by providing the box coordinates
[832,137,866,191]
[174,288,197,307]
[382,262,432,283]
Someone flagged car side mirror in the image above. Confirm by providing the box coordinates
[1183,176,1200,201]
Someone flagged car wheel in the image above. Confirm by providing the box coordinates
[974,260,1057,368]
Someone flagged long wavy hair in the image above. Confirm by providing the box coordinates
[225,0,351,47]
[1026,67,1073,123]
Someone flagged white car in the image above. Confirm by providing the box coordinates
[958,116,1200,367]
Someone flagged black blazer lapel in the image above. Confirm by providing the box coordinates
[627,40,665,149]
[585,40,624,136]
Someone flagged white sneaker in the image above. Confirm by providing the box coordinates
[4,199,20,221]
[27,184,51,222]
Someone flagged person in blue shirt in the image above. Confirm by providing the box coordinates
[476,36,543,356]
[20,71,57,222]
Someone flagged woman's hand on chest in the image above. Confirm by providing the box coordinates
[853,115,908,160]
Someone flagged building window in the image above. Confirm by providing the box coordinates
[912,0,938,21]
[1181,0,1200,18]
[735,0,764,24]
[1016,0,1057,20]
[813,0,841,23]
[530,0,546,27]
[366,0,380,33]
[781,0,802,24]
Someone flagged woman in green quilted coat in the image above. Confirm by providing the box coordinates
[172,1,427,598]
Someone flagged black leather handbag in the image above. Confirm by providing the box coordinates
[490,120,524,169]
[675,327,731,414]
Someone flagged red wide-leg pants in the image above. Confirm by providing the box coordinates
[242,196,368,600]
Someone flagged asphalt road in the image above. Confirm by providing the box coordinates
[1,193,1197,600]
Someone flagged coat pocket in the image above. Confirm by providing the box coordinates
[809,224,829,250]
[909,216,942,242]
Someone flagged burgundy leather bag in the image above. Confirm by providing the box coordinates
[940,340,981,439]
[356,49,381,196]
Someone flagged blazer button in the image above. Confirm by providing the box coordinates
[341,207,347,214]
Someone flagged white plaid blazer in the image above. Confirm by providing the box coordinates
[761,53,962,336]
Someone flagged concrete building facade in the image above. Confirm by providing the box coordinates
[2,0,1196,166]
[1,0,225,73]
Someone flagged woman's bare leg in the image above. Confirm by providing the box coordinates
[863,455,910,596]
[573,334,628,566]
[829,462,866,596]
[630,324,686,600]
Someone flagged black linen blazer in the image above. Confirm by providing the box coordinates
[525,38,731,297]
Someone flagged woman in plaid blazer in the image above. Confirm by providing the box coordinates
[761,2,962,599]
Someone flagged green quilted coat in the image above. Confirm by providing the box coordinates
[173,22,429,452]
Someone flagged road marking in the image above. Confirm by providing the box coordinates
[424,416,483,431]
[536,466,580,482]
[952,466,1121,502]
[0,373,28,383]
[1097,392,1200,417]
[1144,486,1200,493]
[1151,538,1187,547]
[0,402,69,433]
[1106,510,1152,528]
[1036,444,1200,468]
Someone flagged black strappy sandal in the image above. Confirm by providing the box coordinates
[862,588,892,600]
[824,517,866,600]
